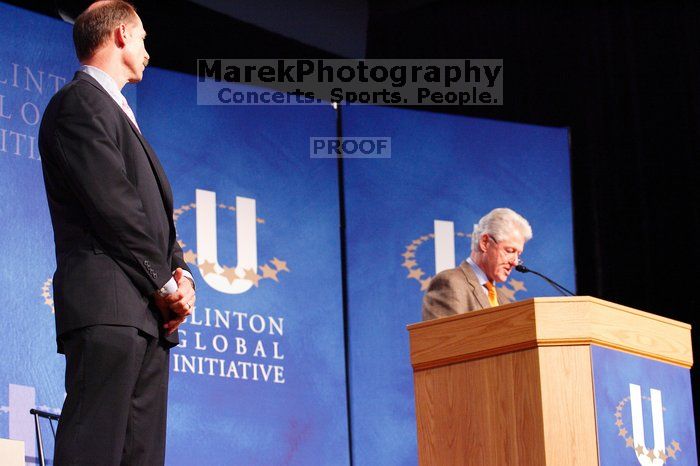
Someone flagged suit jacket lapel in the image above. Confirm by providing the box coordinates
[75,72,174,217]
[117,107,176,252]
[138,136,174,214]
[495,286,511,305]
[459,261,491,309]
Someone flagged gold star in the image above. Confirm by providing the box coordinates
[420,278,431,291]
[667,448,677,459]
[625,437,634,448]
[271,258,289,272]
[183,250,197,264]
[401,251,415,259]
[412,239,421,245]
[658,450,668,461]
[181,205,191,211]
[498,286,516,301]
[257,218,265,224]
[615,419,623,427]
[508,278,526,292]
[218,203,226,208]
[408,268,424,280]
[402,260,417,268]
[671,440,680,451]
[244,268,261,287]
[646,449,656,459]
[420,235,429,241]
[198,260,216,275]
[227,206,236,211]
[220,266,239,284]
[174,208,183,215]
[177,240,186,247]
[189,203,196,208]
[618,428,627,437]
[406,244,417,251]
[260,264,279,282]
[614,411,622,418]
[635,445,644,455]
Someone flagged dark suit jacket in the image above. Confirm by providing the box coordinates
[39,71,191,351]
[422,260,511,321]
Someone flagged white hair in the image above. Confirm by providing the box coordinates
[470,208,533,252]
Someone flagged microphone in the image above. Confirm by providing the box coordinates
[515,264,575,296]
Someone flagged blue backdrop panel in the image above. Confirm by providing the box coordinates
[0,4,78,463]
[137,68,349,465]
[342,105,574,465]
[592,346,697,466]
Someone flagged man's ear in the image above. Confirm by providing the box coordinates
[479,234,490,253]
[115,23,127,48]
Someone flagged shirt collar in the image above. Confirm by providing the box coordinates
[79,65,125,106]
[466,256,491,287]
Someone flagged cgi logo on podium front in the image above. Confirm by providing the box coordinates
[614,384,683,465]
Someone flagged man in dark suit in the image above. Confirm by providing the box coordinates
[422,208,531,320]
[39,2,195,464]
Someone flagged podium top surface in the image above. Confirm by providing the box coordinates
[407,296,693,370]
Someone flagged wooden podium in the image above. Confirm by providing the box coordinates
[407,297,694,466]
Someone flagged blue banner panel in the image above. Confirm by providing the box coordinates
[342,105,574,465]
[0,4,78,463]
[592,346,697,466]
[137,68,349,465]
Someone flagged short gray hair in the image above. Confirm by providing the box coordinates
[471,208,532,252]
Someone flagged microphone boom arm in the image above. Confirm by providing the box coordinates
[515,264,575,297]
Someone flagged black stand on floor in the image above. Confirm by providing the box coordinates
[29,408,60,466]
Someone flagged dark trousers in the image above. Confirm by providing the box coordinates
[53,325,170,466]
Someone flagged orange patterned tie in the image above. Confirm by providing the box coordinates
[485,282,499,307]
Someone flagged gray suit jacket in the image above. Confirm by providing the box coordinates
[422,260,512,321]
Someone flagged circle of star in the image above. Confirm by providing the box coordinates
[401,231,526,298]
[42,278,54,313]
[173,202,289,287]
[614,395,680,463]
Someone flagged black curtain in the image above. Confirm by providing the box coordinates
[367,0,700,437]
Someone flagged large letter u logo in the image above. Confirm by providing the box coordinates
[195,189,257,294]
[629,384,666,465]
